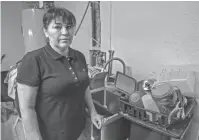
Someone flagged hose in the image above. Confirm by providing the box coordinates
[74,1,91,36]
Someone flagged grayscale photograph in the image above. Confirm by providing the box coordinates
[1,1,199,140]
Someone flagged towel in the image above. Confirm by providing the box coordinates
[4,62,21,100]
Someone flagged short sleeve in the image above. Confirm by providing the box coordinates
[16,53,41,87]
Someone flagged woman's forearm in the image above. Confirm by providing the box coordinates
[84,87,97,115]
[20,107,42,140]
[17,83,42,140]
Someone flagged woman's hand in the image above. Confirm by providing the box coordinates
[91,111,104,129]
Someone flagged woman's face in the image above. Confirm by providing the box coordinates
[44,16,75,51]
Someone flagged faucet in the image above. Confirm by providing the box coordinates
[103,57,126,81]
[102,57,126,109]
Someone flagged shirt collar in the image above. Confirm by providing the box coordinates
[44,43,76,60]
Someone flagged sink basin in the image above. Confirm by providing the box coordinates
[91,86,121,114]
[90,86,130,140]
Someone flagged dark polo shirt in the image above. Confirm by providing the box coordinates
[16,43,90,140]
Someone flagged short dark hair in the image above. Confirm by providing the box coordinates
[43,7,76,29]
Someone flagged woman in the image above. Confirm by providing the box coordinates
[16,7,103,140]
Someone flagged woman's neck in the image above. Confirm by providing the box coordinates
[49,42,69,57]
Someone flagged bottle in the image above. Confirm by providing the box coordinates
[141,94,160,121]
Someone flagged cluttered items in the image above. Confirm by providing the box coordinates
[87,64,108,90]
[114,71,196,139]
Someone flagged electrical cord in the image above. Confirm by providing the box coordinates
[74,1,91,36]
[73,1,102,48]
[73,1,103,51]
